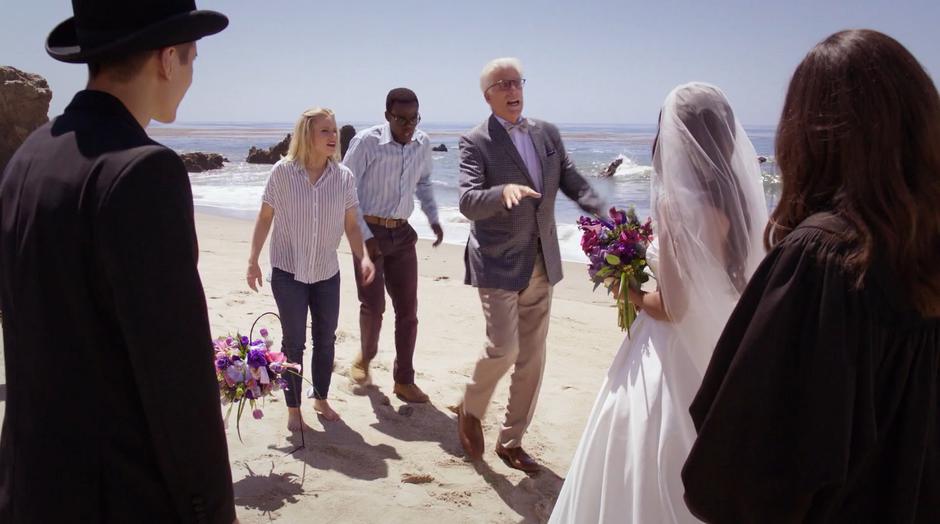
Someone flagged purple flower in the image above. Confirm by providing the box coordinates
[246,349,267,369]
[225,337,234,346]
[608,207,628,226]
[240,335,250,346]
[224,362,245,386]
[259,328,269,337]
[580,230,600,253]
[252,409,264,420]
[215,356,232,371]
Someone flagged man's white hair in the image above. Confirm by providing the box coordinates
[479,57,524,93]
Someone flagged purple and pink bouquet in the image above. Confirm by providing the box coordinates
[214,328,300,439]
[578,206,654,334]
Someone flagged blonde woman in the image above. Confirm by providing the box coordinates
[247,108,375,429]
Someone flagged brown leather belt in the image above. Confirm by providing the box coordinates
[363,215,408,228]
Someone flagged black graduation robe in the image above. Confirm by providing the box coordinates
[682,212,939,523]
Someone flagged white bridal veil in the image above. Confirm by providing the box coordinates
[650,82,769,374]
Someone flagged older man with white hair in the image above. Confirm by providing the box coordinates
[456,57,605,472]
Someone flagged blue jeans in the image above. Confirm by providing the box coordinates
[270,268,340,406]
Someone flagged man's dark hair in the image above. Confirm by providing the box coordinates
[87,43,194,82]
[385,87,418,112]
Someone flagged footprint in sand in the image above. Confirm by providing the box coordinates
[433,490,474,507]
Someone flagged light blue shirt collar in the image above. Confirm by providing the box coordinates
[379,122,420,146]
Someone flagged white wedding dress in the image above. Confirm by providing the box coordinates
[549,242,703,524]
[549,83,769,524]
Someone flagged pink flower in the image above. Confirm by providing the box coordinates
[265,351,286,364]
[581,230,600,252]
[252,409,263,420]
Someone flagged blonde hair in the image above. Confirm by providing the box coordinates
[479,57,524,92]
[285,107,340,166]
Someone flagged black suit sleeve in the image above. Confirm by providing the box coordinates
[96,147,235,524]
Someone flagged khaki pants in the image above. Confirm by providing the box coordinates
[463,254,553,448]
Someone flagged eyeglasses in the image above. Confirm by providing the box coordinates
[388,112,421,126]
[486,78,526,93]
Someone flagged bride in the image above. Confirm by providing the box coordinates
[549,83,769,523]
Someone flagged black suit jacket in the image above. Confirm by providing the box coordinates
[0,91,235,523]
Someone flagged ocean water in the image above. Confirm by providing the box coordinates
[150,121,779,262]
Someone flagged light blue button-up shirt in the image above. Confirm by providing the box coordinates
[343,123,439,241]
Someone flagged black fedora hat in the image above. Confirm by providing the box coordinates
[46,0,228,64]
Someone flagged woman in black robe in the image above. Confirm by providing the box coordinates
[681,29,940,523]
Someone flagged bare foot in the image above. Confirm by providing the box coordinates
[313,399,340,421]
[287,407,304,432]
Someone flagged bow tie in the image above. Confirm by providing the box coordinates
[504,118,529,133]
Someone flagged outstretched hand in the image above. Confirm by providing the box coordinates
[502,183,541,209]
[247,261,263,292]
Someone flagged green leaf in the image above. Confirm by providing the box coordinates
[236,399,246,443]
[605,254,622,266]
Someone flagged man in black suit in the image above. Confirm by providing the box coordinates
[0,1,236,522]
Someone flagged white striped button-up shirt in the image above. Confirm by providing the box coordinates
[262,159,358,284]
[342,123,439,241]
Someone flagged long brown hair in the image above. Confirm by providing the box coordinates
[769,29,940,317]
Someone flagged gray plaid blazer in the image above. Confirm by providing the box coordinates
[459,115,605,291]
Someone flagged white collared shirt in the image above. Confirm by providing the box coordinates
[495,115,543,193]
[342,123,439,241]
[262,158,358,284]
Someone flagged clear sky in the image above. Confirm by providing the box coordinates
[3,0,938,126]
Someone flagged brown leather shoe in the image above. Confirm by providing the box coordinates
[393,383,429,403]
[495,443,541,473]
[348,358,371,386]
[457,405,484,460]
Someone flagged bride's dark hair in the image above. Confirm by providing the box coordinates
[671,90,754,293]
[770,29,940,317]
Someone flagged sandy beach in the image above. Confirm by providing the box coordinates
[0,211,627,523]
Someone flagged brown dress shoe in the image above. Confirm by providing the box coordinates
[348,358,371,386]
[495,443,541,473]
[393,383,429,403]
[457,405,484,460]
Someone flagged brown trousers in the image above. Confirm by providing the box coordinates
[353,223,419,384]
